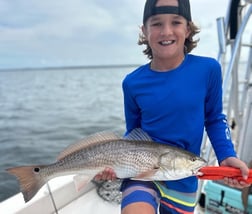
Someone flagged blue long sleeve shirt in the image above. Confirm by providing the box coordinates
[122,54,236,192]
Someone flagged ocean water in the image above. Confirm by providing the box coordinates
[0,67,132,202]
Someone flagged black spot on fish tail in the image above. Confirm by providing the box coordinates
[33,167,40,173]
[6,165,47,203]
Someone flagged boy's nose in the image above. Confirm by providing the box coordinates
[161,24,173,36]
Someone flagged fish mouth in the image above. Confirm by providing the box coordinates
[194,170,204,176]
[192,166,205,176]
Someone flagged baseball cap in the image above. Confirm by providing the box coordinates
[143,0,192,24]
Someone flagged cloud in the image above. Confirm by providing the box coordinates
[0,0,231,69]
[0,0,147,68]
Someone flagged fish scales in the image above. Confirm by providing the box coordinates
[6,128,206,202]
[49,140,161,178]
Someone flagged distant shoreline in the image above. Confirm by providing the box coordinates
[0,64,141,72]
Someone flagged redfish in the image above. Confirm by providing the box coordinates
[7,128,206,202]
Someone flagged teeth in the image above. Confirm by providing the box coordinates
[160,40,173,45]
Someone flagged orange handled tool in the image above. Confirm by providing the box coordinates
[197,166,252,183]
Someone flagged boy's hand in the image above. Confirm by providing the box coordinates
[220,157,250,188]
[94,167,117,181]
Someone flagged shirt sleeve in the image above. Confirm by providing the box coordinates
[204,60,237,163]
[122,78,141,134]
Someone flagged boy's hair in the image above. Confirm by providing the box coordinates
[138,21,200,59]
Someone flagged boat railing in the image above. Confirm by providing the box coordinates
[201,0,252,165]
[198,0,252,200]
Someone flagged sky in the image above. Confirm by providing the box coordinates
[0,0,232,69]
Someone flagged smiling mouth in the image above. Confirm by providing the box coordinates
[159,40,175,46]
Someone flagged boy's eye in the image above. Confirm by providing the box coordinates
[151,22,162,26]
[172,21,182,25]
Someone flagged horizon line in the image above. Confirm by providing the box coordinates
[0,63,142,72]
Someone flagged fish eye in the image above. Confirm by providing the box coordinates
[190,157,197,162]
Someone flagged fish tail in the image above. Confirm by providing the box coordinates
[6,165,47,203]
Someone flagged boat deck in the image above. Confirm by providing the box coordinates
[0,176,203,214]
[58,187,120,214]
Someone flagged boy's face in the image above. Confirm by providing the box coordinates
[142,0,191,61]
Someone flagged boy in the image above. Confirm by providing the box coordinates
[96,0,249,213]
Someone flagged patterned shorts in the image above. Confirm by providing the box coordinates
[121,180,197,214]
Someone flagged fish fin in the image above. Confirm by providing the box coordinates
[57,131,121,160]
[131,168,160,181]
[6,165,47,203]
[124,128,152,141]
[73,175,93,192]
